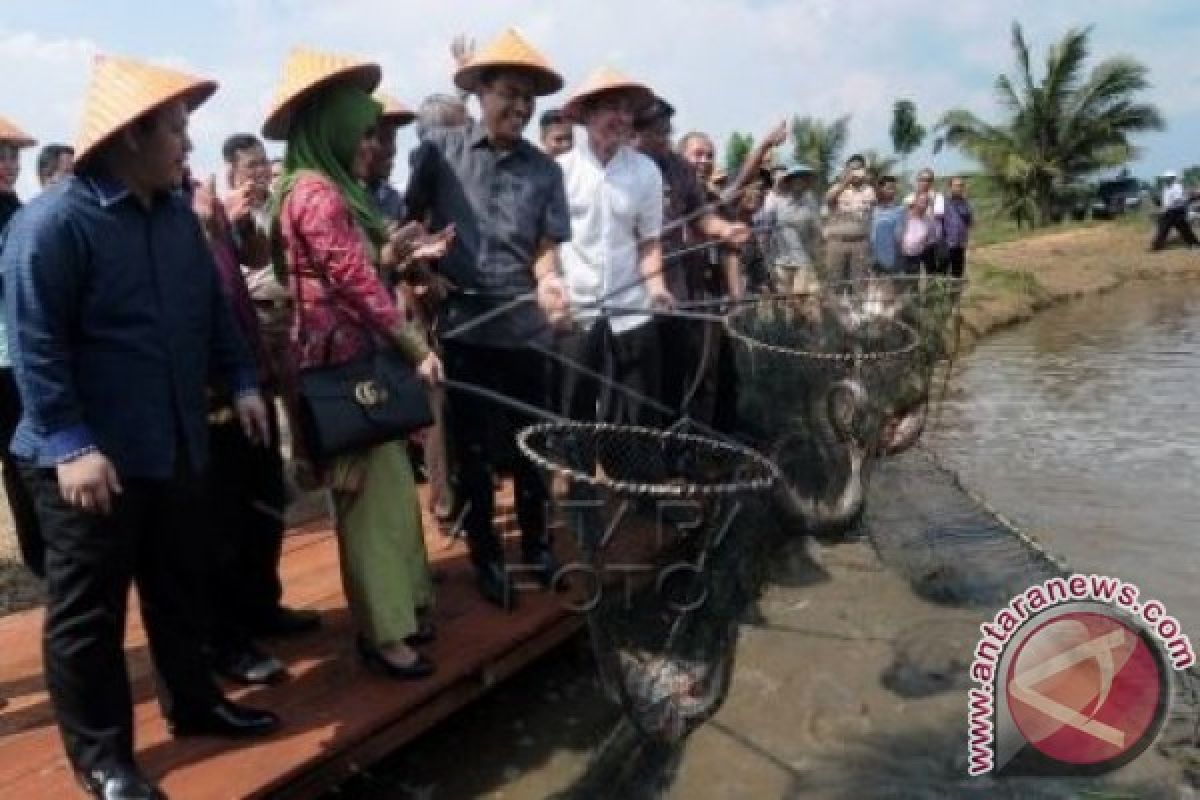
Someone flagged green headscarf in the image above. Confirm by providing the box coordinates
[271,83,386,280]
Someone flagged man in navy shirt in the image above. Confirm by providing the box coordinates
[2,55,278,800]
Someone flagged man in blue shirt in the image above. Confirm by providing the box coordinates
[870,175,906,275]
[2,55,278,800]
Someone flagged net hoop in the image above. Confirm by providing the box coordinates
[724,291,922,364]
[516,422,778,498]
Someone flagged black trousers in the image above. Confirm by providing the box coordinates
[942,246,966,278]
[205,402,286,645]
[0,368,43,576]
[442,342,551,570]
[659,317,706,421]
[712,332,740,434]
[903,245,939,275]
[22,461,223,773]
[658,317,738,433]
[1151,207,1199,250]
[558,320,662,427]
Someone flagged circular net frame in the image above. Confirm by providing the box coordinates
[517,422,778,742]
[724,278,965,532]
[517,422,779,499]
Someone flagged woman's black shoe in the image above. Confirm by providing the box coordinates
[356,636,435,680]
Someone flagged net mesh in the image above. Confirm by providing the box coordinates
[725,277,964,533]
[518,422,776,742]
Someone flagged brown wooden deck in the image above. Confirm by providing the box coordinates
[0,490,592,799]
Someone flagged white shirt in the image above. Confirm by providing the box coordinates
[903,190,946,218]
[1163,181,1187,210]
[558,143,663,333]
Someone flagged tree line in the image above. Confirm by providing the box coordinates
[724,21,1166,227]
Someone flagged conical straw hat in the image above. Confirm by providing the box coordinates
[375,92,415,126]
[453,28,562,96]
[74,54,217,166]
[0,116,36,149]
[263,47,381,141]
[562,66,653,123]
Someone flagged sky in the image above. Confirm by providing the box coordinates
[2,0,1199,198]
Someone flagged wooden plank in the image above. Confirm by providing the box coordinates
[267,613,585,800]
[0,483,615,799]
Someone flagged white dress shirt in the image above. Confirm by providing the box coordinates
[558,142,663,333]
[903,190,946,217]
[1163,181,1187,211]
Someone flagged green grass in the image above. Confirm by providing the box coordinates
[973,264,1044,296]
[942,172,1150,248]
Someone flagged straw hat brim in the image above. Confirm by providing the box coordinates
[562,82,655,124]
[0,131,36,149]
[262,63,382,140]
[75,81,217,166]
[380,108,417,126]
[0,135,36,149]
[454,62,563,97]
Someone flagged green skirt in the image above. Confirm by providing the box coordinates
[332,441,433,646]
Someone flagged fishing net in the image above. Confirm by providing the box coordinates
[725,276,964,534]
[517,422,778,742]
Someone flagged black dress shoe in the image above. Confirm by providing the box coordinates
[356,636,435,680]
[476,563,517,611]
[247,606,321,637]
[76,763,165,800]
[523,547,564,592]
[169,700,280,738]
[212,644,288,686]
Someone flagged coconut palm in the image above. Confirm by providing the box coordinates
[791,114,850,191]
[935,22,1164,226]
[861,149,900,183]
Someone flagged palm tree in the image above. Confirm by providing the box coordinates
[791,114,850,191]
[935,22,1164,226]
[861,149,900,183]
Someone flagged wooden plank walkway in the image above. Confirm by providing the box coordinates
[0,489,593,799]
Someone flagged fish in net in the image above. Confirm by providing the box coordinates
[724,276,965,534]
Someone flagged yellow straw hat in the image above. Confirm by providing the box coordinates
[562,66,654,124]
[375,92,416,127]
[262,47,381,140]
[73,54,217,166]
[453,28,562,96]
[0,116,36,149]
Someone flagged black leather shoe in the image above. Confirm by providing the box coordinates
[523,547,564,592]
[356,636,435,680]
[212,644,288,686]
[75,763,164,800]
[169,700,280,738]
[247,607,321,638]
[476,563,517,611]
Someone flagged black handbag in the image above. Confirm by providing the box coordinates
[286,206,432,464]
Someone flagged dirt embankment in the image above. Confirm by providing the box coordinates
[958,220,1200,351]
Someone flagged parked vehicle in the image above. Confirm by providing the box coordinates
[1091,177,1142,219]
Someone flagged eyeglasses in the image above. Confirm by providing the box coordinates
[486,86,535,105]
[591,95,638,114]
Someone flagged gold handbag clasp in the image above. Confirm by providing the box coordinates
[354,380,388,407]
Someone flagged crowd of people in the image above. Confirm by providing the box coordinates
[0,28,974,800]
